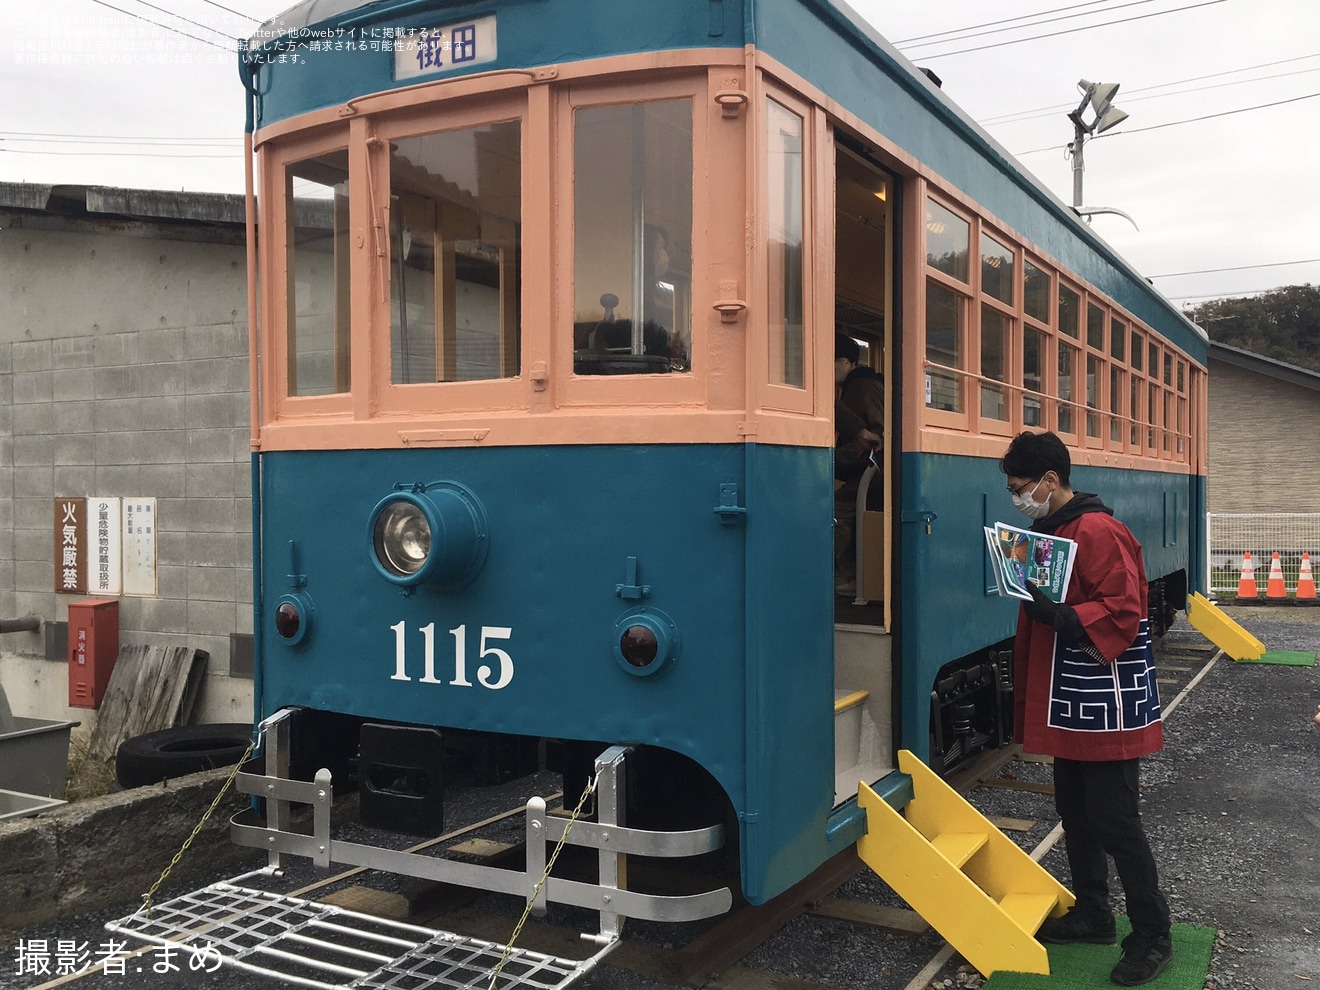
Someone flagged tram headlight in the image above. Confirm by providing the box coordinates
[373,501,432,578]
[367,484,489,588]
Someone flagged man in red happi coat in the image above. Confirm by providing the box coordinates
[1001,431,1173,987]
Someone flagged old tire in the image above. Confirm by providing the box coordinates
[116,724,254,788]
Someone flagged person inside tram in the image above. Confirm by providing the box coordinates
[583,224,687,369]
[834,332,884,595]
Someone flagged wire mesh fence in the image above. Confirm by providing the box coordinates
[1207,513,1320,597]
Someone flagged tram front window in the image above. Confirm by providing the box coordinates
[286,152,351,396]
[388,121,522,384]
[573,100,692,375]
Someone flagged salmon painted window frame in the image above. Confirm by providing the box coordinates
[261,123,357,426]
[367,92,531,418]
[1021,254,1052,434]
[754,80,820,420]
[914,182,1203,470]
[975,226,1018,440]
[554,71,712,411]
[1082,297,1107,450]
[1053,278,1082,443]
[921,193,973,431]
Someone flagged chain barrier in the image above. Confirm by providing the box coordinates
[138,739,256,919]
[486,772,600,990]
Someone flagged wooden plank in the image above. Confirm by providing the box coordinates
[447,838,516,859]
[986,815,1037,833]
[806,897,930,934]
[87,645,208,761]
[318,885,411,920]
[976,777,1054,795]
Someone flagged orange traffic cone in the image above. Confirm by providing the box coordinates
[1236,552,1258,600]
[1265,551,1288,600]
[1297,552,1316,600]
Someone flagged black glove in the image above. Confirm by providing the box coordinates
[1024,584,1086,644]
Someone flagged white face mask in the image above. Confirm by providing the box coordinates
[1012,478,1051,520]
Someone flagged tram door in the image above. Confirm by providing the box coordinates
[830,145,896,802]
[833,147,893,623]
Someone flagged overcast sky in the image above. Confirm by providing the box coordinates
[3,0,1316,308]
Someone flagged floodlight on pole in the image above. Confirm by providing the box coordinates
[1067,78,1137,228]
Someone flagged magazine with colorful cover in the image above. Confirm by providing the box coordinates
[984,521,1077,603]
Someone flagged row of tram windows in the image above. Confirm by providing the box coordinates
[283,99,695,396]
[924,195,1197,463]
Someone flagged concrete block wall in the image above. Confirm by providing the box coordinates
[0,205,254,723]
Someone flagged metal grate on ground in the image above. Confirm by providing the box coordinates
[106,869,610,990]
[1207,512,1320,595]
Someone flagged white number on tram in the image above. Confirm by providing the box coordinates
[389,622,513,689]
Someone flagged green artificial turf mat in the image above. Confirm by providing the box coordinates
[983,916,1215,989]
[1235,651,1316,666]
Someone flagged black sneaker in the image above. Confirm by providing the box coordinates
[1036,910,1118,944]
[1110,931,1175,986]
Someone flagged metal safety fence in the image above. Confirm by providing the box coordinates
[1207,513,1320,597]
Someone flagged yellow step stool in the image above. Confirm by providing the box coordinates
[857,750,1073,977]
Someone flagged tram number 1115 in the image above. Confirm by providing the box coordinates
[389,622,514,690]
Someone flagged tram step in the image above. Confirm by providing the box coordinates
[929,831,987,868]
[855,749,1074,978]
[105,870,616,990]
[1186,591,1266,660]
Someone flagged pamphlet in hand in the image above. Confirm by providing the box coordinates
[983,521,1077,603]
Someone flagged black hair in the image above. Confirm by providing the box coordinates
[835,332,860,364]
[1000,431,1072,486]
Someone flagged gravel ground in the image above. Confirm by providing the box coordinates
[3,605,1317,990]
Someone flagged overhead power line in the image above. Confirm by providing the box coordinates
[84,0,234,52]
[125,0,235,41]
[1164,287,1285,302]
[898,0,1230,61]
[894,0,1115,44]
[3,131,235,145]
[1148,259,1320,278]
[0,147,242,159]
[193,0,262,23]
[896,0,1168,50]
[980,53,1320,125]
[1011,90,1320,155]
[1094,90,1320,137]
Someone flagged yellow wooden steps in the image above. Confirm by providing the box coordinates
[999,891,1059,935]
[930,831,987,868]
[1186,591,1266,660]
[856,749,1075,978]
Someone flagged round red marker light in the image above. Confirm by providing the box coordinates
[275,601,301,640]
[619,625,659,668]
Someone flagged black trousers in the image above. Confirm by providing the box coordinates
[1053,756,1171,938]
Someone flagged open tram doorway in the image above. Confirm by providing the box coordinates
[831,144,896,804]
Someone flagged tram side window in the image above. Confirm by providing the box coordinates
[287,153,351,396]
[765,99,804,387]
[925,199,970,413]
[1023,325,1045,427]
[926,282,963,412]
[388,121,522,384]
[573,100,693,376]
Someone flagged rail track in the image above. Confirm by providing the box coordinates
[15,637,1221,990]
